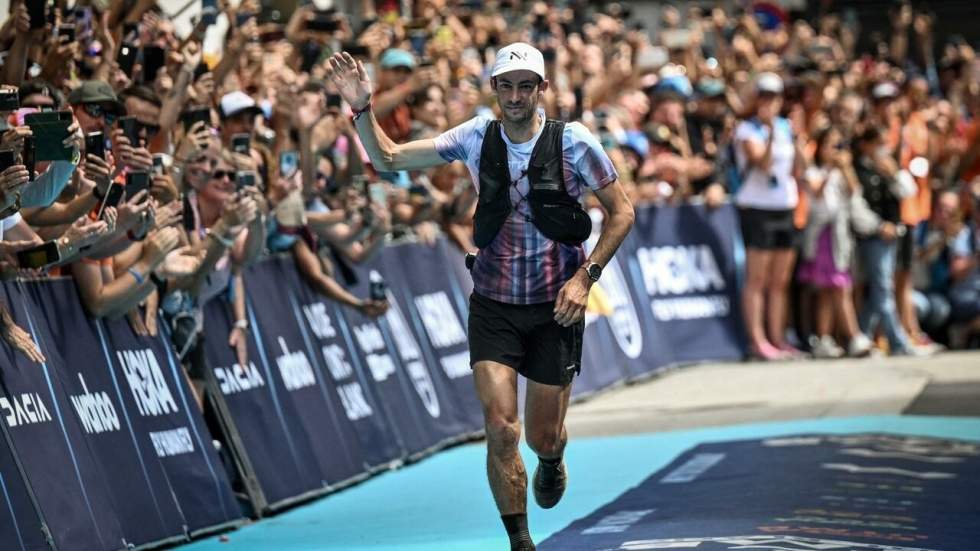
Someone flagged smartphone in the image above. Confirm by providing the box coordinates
[231,133,250,155]
[141,46,166,84]
[0,149,16,173]
[325,93,342,110]
[57,24,76,43]
[368,182,387,205]
[151,154,165,176]
[236,171,256,192]
[118,116,140,146]
[201,0,218,26]
[23,136,35,180]
[122,22,138,39]
[0,90,19,111]
[97,182,124,219]
[342,43,370,57]
[117,43,138,78]
[26,0,46,30]
[408,31,428,56]
[279,150,299,178]
[181,107,211,131]
[193,62,209,81]
[85,131,105,159]
[307,14,341,33]
[126,171,151,202]
[17,241,61,269]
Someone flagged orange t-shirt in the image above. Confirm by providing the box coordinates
[961,120,980,184]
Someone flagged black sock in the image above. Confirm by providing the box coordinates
[501,513,533,547]
[538,455,561,467]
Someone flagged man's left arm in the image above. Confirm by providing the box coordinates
[553,179,635,327]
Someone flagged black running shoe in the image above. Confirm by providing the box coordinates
[533,459,567,509]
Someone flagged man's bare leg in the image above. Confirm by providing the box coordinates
[525,378,573,508]
[473,361,534,549]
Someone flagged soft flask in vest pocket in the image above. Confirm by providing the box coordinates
[529,199,592,245]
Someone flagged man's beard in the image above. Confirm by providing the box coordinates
[502,102,534,124]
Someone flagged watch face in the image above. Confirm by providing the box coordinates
[587,264,602,281]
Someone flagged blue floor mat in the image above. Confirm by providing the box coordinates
[182,416,980,551]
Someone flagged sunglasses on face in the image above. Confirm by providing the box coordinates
[210,170,235,181]
[82,103,116,124]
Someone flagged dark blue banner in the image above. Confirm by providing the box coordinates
[340,254,470,457]
[624,203,745,368]
[0,278,241,550]
[240,257,374,507]
[381,240,484,435]
[541,433,980,550]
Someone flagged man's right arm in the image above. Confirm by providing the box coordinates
[353,109,448,172]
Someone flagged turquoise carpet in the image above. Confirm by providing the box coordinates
[183,416,980,551]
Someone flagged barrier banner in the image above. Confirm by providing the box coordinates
[286,267,405,471]
[38,280,187,547]
[239,257,373,507]
[342,255,470,456]
[540,433,980,550]
[0,429,47,551]
[381,240,484,434]
[2,281,127,550]
[98,314,240,535]
[625,203,745,368]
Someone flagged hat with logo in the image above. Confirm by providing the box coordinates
[67,80,125,113]
[220,90,264,120]
[379,48,417,70]
[491,42,546,81]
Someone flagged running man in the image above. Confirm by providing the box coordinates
[326,42,634,550]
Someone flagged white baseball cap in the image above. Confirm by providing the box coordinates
[220,90,263,120]
[755,72,784,94]
[491,42,546,81]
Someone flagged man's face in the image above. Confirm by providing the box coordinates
[494,70,546,125]
[72,103,112,134]
[934,192,960,228]
[652,98,685,130]
[221,111,256,144]
[836,96,863,130]
[124,96,161,147]
[380,66,412,89]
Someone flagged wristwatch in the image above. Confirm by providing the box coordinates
[583,262,602,283]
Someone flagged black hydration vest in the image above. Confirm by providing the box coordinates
[472,119,592,249]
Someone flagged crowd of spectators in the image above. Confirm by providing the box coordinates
[0,0,977,394]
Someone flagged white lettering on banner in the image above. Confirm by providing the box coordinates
[385,302,421,363]
[337,383,373,420]
[275,338,316,391]
[440,351,471,380]
[821,463,955,479]
[386,295,441,417]
[0,393,53,427]
[660,453,726,483]
[366,353,396,382]
[214,363,265,395]
[322,344,354,381]
[650,296,730,321]
[581,509,655,535]
[601,258,644,358]
[149,427,194,457]
[303,303,336,340]
[117,349,178,417]
[353,324,386,353]
[407,361,440,417]
[636,245,726,296]
[414,292,467,349]
[611,536,938,550]
[69,374,120,434]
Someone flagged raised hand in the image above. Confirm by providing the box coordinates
[325,52,373,111]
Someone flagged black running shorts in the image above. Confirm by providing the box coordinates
[468,292,584,387]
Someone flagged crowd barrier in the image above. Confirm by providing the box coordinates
[0,203,746,548]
